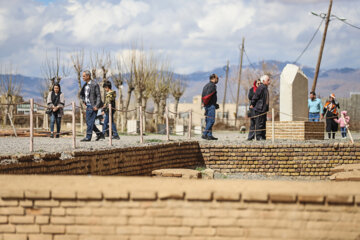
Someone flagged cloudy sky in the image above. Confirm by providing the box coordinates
[0,0,359,77]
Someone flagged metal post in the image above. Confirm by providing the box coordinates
[188,109,192,139]
[235,37,245,127]
[272,108,275,143]
[139,106,144,143]
[72,102,76,149]
[222,60,229,120]
[312,0,333,93]
[29,98,34,152]
[109,104,112,146]
[166,106,170,141]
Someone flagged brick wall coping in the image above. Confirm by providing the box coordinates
[1,175,359,205]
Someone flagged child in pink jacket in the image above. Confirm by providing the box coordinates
[334,111,350,139]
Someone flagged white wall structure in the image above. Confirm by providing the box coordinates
[280,64,308,121]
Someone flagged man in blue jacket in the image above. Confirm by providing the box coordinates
[250,75,270,141]
[79,70,105,142]
[201,73,219,140]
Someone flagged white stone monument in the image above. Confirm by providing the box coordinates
[280,64,308,121]
[127,120,139,134]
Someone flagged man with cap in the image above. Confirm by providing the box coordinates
[201,73,219,140]
[308,91,323,122]
[323,93,340,139]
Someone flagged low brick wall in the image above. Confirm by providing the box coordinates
[266,121,324,140]
[201,142,360,176]
[0,175,359,240]
[0,142,203,175]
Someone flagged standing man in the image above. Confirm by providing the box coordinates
[250,74,270,141]
[308,91,323,122]
[201,73,219,140]
[80,70,105,142]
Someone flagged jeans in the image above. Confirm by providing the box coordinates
[86,105,101,140]
[341,127,347,138]
[254,110,267,140]
[50,112,61,134]
[309,112,320,122]
[203,105,216,137]
[102,112,119,137]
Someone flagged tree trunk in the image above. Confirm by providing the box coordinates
[116,86,124,131]
[124,88,133,130]
[142,97,147,133]
[154,101,160,133]
[174,98,180,125]
[159,98,167,123]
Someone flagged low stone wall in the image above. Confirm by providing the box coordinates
[0,175,359,240]
[0,142,203,175]
[201,142,360,177]
[266,121,325,140]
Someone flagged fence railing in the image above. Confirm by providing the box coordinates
[0,99,356,153]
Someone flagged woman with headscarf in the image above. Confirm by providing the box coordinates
[322,93,340,139]
[47,83,65,138]
[247,79,261,140]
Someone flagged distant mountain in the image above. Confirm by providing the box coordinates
[4,60,359,105]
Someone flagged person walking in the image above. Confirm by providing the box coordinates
[80,70,105,142]
[47,83,65,138]
[308,91,323,122]
[247,79,260,140]
[201,73,219,140]
[102,81,120,140]
[334,110,350,139]
[250,75,270,141]
[322,93,340,139]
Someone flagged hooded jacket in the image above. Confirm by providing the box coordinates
[334,111,350,128]
[248,80,258,102]
[251,83,269,113]
[201,81,217,106]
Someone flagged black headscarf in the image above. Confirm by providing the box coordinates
[51,83,62,107]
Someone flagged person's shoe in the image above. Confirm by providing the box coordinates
[201,135,208,140]
[55,133,60,138]
[105,132,109,137]
[80,138,91,142]
[95,133,105,141]
[112,135,120,140]
[247,138,253,141]
[50,133,54,138]
[207,136,218,140]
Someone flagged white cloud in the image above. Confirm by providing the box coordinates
[0,0,359,77]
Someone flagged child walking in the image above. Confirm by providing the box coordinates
[334,111,350,139]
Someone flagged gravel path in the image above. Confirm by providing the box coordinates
[0,131,359,156]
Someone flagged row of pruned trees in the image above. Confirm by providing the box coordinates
[41,47,186,131]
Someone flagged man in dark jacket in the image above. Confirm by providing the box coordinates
[250,75,270,140]
[201,73,219,140]
[247,79,260,140]
[80,70,104,142]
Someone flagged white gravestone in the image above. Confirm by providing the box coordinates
[127,120,139,134]
[280,64,308,121]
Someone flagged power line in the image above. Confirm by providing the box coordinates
[293,19,324,64]
[341,20,360,30]
[243,48,257,71]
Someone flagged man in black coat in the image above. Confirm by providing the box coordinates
[201,73,219,140]
[250,75,270,140]
[80,70,105,142]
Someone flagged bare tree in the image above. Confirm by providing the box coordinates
[0,63,22,126]
[71,49,85,133]
[170,75,186,124]
[112,57,125,130]
[40,48,69,129]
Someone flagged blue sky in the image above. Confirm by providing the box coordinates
[0,0,359,77]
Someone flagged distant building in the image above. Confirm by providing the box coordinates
[169,95,248,127]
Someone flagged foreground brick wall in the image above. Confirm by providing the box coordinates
[266,121,325,140]
[0,142,203,175]
[0,175,359,240]
[201,142,360,177]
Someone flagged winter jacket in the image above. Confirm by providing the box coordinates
[201,81,217,106]
[334,111,350,128]
[251,83,269,113]
[47,92,65,117]
[103,90,116,113]
[80,81,103,109]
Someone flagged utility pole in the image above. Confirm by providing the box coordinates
[312,0,333,93]
[222,60,229,120]
[235,37,245,127]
